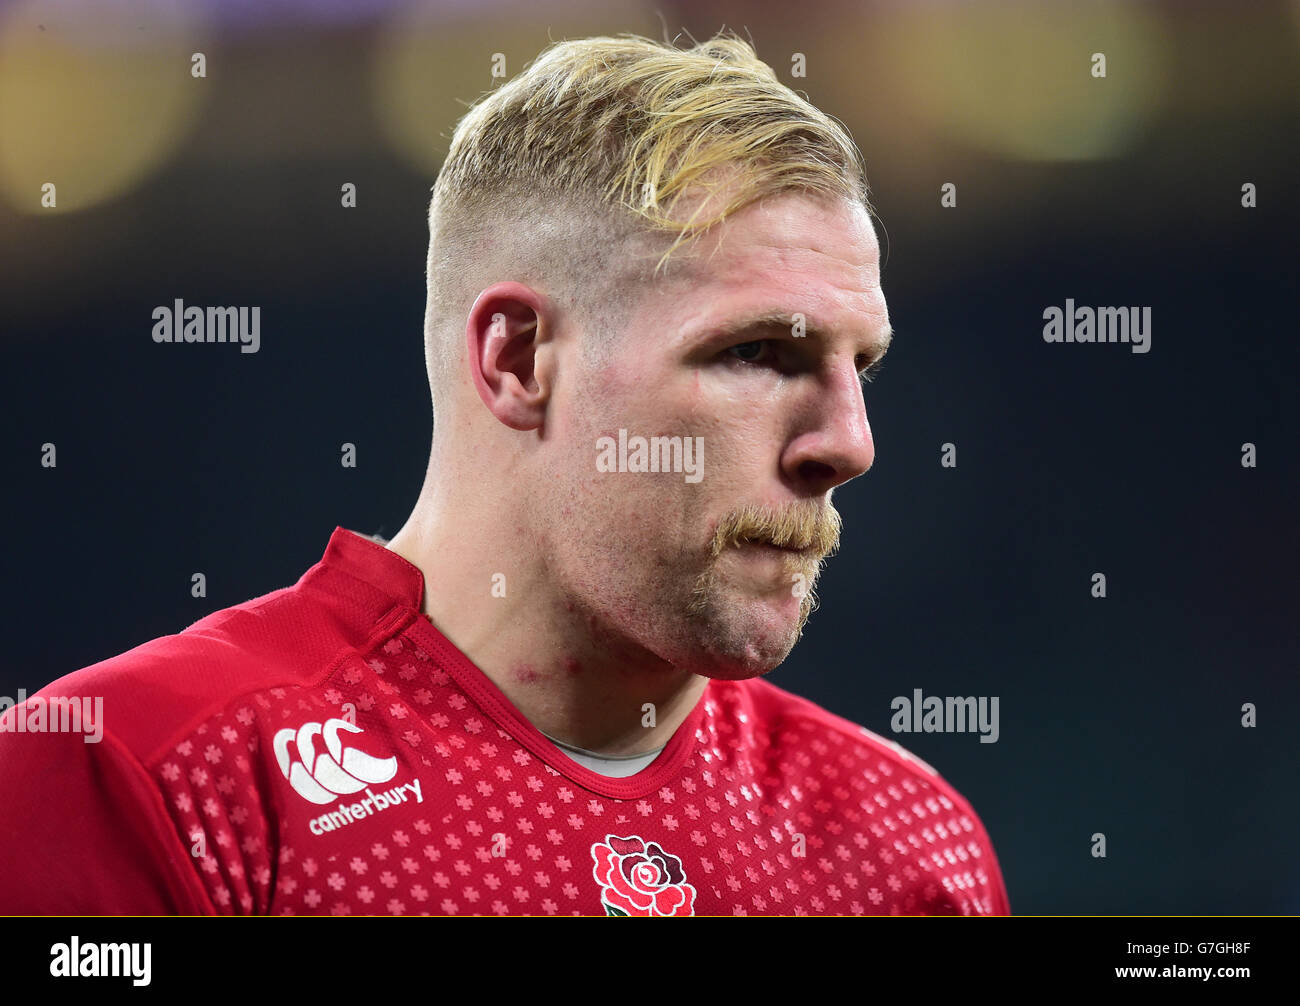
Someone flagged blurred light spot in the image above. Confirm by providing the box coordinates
[0,0,210,214]
[370,2,626,179]
[877,1,1170,161]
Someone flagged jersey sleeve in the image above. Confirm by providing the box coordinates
[0,725,213,915]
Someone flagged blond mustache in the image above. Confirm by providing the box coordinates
[688,499,842,634]
[708,500,842,560]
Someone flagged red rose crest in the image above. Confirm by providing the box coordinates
[591,834,697,917]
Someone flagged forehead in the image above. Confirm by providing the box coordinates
[647,192,888,336]
[700,192,880,269]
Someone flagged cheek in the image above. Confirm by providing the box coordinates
[556,362,735,543]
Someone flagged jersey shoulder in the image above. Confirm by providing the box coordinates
[28,567,398,765]
[726,676,1011,914]
[730,675,977,811]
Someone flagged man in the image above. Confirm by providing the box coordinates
[0,32,1009,916]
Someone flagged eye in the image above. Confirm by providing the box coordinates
[727,340,772,363]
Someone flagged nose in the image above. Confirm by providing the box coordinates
[781,361,875,491]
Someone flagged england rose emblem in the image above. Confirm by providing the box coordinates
[591,834,697,917]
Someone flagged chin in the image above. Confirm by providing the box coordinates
[689,659,783,682]
[664,567,819,677]
[672,616,803,681]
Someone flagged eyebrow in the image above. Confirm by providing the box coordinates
[706,310,894,364]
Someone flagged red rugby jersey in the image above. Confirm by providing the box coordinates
[0,527,1010,916]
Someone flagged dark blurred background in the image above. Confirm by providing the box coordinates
[2,0,1296,914]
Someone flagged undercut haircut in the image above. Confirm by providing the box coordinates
[423,30,872,425]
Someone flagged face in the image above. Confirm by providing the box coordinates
[538,191,892,680]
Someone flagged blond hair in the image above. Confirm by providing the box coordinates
[423,30,871,423]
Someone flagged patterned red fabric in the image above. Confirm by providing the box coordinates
[0,527,1010,916]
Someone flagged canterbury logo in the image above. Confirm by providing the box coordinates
[273,718,398,805]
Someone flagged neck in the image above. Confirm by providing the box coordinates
[385,484,707,757]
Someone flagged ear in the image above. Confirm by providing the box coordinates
[464,282,555,432]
